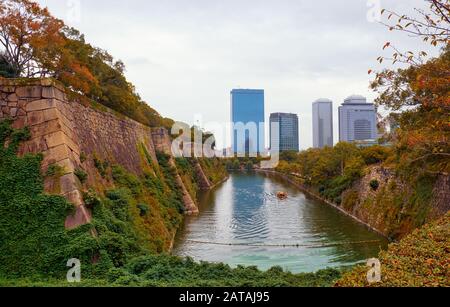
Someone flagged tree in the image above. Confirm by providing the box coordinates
[371,1,450,175]
[0,0,64,77]
[0,0,174,130]
[280,151,299,162]
[0,52,17,77]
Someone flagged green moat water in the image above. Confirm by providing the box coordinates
[173,172,388,273]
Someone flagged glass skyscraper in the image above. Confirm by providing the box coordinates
[231,89,265,156]
[270,113,299,152]
[339,95,378,143]
[313,98,334,148]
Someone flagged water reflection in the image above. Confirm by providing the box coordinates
[173,172,388,273]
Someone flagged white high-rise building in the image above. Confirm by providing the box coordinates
[313,99,334,148]
[338,95,378,143]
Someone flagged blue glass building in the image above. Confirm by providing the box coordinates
[231,89,265,156]
[270,113,299,152]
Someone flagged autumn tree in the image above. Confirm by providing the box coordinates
[371,0,450,175]
[0,0,174,130]
[0,0,65,77]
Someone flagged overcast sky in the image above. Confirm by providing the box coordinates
[36,0,434,150]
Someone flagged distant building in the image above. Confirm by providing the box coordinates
[312,98,334,148]
[339,95,378,143]
[270,113,299,152]
[231,89,265,156]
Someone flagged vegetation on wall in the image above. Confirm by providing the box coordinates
[197,158,228,185]
[276,145,392,204]
[0,119,101,279]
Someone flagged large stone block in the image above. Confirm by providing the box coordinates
[12,116,28,129]
[65,205,92,230]
[43,144,71,165]
[2,86,15,93]
[26,136,48,153]
[28,110,45,126]
[1,106,9,116]
[30,119,63,137]
[56,158,76,175]
[16,86,42,98]
[64,133,80,155]
[43,108,60,122]
[17,108,26,116]
[42,86,66,101]
[25,99,55,112]
[59,172,78,194]
[10,108,18,117]
[7,93,18,102]
[44,131,67,148]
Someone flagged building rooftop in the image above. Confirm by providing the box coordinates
[313,98,333,104]
[270,112,298,117]
[344,95,368,104]
[231,89,264,94]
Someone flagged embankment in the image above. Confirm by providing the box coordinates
[259,167,449,240]
[256,169,388,238]
[0,78,227,249]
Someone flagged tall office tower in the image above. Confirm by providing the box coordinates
[231,89,265,156]
[312,98,334,148]
[270,113,299,152]
[338,95,378,142]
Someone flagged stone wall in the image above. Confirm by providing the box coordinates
[151,128,198,214]
[0,79,200,225]
[429,174,450,220]
[0,79,90,228]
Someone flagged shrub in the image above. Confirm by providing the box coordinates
[361,146,391,165]
[370,179,380,191]
[137,203,150,217]
[83,189,101,208]
[75,168,88,183]
[246,161,254,171]
[94,157,109,178]
[45,164,65,177]
[80,152,87,163]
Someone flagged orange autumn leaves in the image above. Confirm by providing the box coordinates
[1,0,172,129]
[0,0,96,93]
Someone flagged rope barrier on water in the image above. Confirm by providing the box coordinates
[185,239,383,249]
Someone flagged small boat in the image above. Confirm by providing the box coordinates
[277,192,288,200]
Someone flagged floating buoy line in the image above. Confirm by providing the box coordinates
[185,239,382,249]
